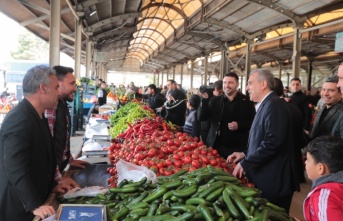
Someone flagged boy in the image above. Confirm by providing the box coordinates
[302,136,343,221]
[183,94,201,138]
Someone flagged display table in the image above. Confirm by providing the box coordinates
[33,158,111,221]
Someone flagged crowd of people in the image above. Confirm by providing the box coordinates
[1,60,343,220]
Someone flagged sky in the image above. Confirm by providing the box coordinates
[0,13,22,60]
[0,12,76,68]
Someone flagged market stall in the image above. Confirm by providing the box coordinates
[34,100,295,221]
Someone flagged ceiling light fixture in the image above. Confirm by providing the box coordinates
[90,10,97,16]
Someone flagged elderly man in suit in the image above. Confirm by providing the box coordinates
[227,69,299,213]
[310,75,343,140]
[0,65,67,221]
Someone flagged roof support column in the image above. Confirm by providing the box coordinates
[166,68,169,80]
[49,0,61,67]
[161,70,164,86]
[86,36,92,78]
[204,55,208,85]
[74,18,82,79]
[173,65,176,80]
[190,60,194,89]
[157,71,160,87]
[220,50,227,79]
[292,25,303,78]
[278,64,282,79]
[245,40,253,90]
[180,64,184,87]
[153,72,156,85]
[307,58,314,91]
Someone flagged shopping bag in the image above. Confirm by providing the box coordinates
[116,159,157,184]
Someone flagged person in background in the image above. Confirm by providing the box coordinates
[0,65,66,220]
[136,84,166,113]
[160,85,168,96]
[198,80,222,145]
[183,94,201,138]
[109,83,116,94]
[332,59,343,138]
[199,72,255,159]
[294,136,343,221]
[228,69,299,213]
[177,83,187,96]
[45,66,89,193]
[117,84,126,96]
[274,77,307,183]
[309,75,343,141]
[97,81,108,106]
[158,79,187,127]
[96,78,103,89]
[290,78,312,135]
[212,80,223,96]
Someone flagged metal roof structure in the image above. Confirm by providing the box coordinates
[1,0,343,86]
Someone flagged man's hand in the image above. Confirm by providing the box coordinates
[232,162,245,178]
[52,177,79,195]
[156,107,163,113]
[227,152,245,164]
[304,130,309,135]
[33,205,55,220]
[70,159,89,169]
[228,121,238,131]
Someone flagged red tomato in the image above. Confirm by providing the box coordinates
[174,160,182,168]
[164,170,173,176]
[173,153,181,160]
[247,183,255,188]
[210,159,217,166]
[148,148,157,157]
[159,168,165,175]
[165,159,173,166]
[188,167,197,172]
[191,160,201,168]
[201,156,210,164]
[183,144,191,150]
[157,161,165,168]
[183,156,192,164]
[167,139,174,146]
[191,154,200,160]
[200,149,208,155]
[173,139,181,147]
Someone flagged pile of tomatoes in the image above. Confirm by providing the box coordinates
[107,130,234,186]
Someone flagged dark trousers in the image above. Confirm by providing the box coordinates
[266,194,294,214]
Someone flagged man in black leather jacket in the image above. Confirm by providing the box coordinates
[137,84,166,113]
[199,72,255,158]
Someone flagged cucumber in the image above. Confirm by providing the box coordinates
[198,204,214,221]
[112,206,129,221]
[170,204,197,213]
[222,188,241,219]
[198,181,224,198]
[205,186,225,202]
[143,187,168,203]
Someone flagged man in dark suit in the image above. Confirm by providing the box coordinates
[290,78,312,135]
[228,69,299,213]
[199,72,255,158]
[0,65,65,220]
[274,77,307,183]
[332,59,343,137]
[310,75,343,140]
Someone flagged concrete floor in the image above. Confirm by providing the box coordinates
[70,133,312,220]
